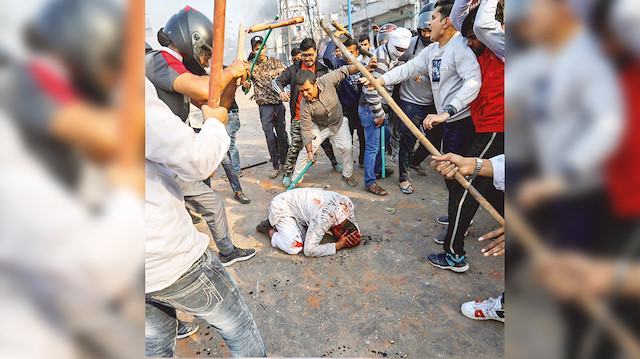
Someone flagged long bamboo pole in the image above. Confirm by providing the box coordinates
[321,18,640,359]
[320,19,504,227]
[208,0,227,107]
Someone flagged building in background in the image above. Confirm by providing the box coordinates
[270,0,324,65]
[334,0,427,44]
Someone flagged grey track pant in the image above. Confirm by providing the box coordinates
[177,178,235,256]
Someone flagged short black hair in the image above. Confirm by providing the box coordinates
[291,47,301,57]
[435,0,455,19]
[343,37,357,48]
[358,33,370,43]
[461,7,479,36]
[342,220,358,236]
[300,38,317,51]
[295,69,316,86]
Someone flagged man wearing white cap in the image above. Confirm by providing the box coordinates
[359,26,413,196]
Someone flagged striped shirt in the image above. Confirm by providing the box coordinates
[361,43,399,119]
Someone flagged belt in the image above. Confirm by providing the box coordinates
[229,109,239,113]
[359,103,369,107]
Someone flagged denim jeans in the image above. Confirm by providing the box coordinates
[397,100,436,183]
[442,116,476,155]
[359,105,390,187]
[221,154,243,193]
[226,111,241,173]
[146,249,267,357]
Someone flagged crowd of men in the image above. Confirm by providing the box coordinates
[144,0,505,355]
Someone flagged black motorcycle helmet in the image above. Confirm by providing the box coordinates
[417,2,436,45]
[25,0,122,103]
[160,6,213,75]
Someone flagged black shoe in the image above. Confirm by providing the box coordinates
[219,246,257,267]
[176,321,199,339]
[256,219,272,234]
[434,228,469,245]
[428,252,469,273]
[342,175,358,187]
[235,192,251,204]
[375,167,395,179]
[437,215,473,226]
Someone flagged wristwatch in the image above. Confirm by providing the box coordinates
[444,104,457,117]
[466,158,483,181]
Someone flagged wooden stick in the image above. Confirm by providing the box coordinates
[320,19,504,227]
[244,15,278,95]
[322,19,640,359]
[208,0,226,107]
[331,20,373,58]
[235,24,246,86]
[247,16,304,33]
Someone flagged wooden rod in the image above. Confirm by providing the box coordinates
[208,0,227,107]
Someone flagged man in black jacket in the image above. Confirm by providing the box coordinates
[272,38,342,187]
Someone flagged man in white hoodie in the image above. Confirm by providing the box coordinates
[144,78,266,357]
[363,0,481,271]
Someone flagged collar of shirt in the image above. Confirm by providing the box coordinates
[161,46,183,62]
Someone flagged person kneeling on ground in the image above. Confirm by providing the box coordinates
[256,188,362,257]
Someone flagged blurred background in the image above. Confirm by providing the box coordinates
[506,0,640,358]
[0,0,144,358]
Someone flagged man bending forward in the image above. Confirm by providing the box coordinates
[256,188,362,256]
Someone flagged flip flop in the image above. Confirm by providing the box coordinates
[399,182,414,194]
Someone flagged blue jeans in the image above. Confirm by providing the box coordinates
[398,100,436,183]
[442,116,476,155]
[221,111,243,193]
[359,105,390,187]
[146,249,267,357]
[226,111,241,173]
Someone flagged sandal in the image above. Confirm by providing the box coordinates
[365,182,388,196]
[399,182,414,194]
[410,165,428,176]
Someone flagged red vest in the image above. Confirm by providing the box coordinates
[606,60,640,217]
[470,48,504,133]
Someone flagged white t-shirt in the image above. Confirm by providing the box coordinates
[145,78,230,293]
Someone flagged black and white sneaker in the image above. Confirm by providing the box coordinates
[427,252,469,273]
[219,246,256,267]
[176,321,199,339]
[461,295,505,323]
[433,228,469,245]
[437,215,473,226]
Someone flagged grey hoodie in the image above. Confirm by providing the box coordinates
[381,32,481,122]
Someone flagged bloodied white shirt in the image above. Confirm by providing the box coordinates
[268,188,360,257]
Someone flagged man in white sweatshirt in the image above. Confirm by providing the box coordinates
[144,78,266,357]
[255,188,362,257]
[363,0,481,271]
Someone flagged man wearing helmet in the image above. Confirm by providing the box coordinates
[145,6,257,268]
[359,26,413,196]
[394,3,440,195]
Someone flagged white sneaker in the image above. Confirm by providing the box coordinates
[460,296,505,322]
